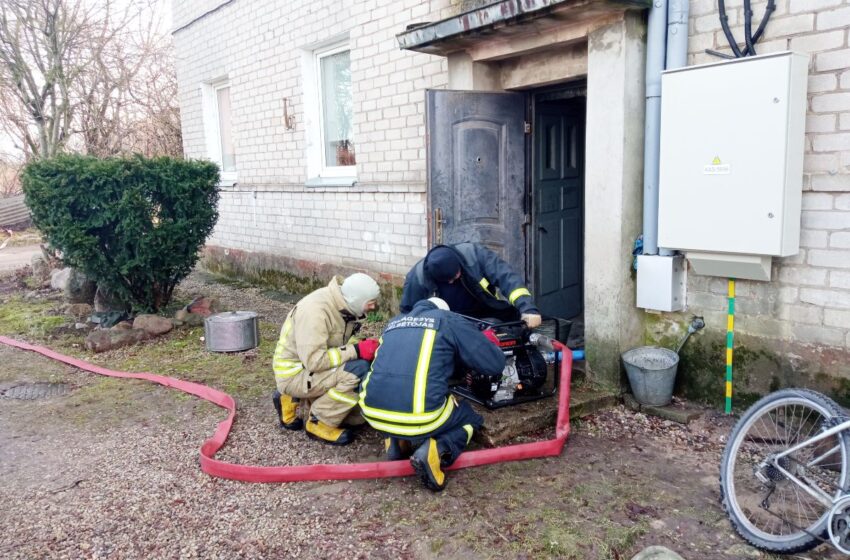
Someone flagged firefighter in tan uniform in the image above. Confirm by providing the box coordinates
[272,273,381,445]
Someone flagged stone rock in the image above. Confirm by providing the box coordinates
[133,314,173,336]
[30,255,49,282]
[111,321,133,331]
[74,323,89,330]
[64,269,96,304]
[94,285,128,313]
[186,296,218,317]
[724,544,762,558]
[85,328,149,353]
[65,303,92,320]
[175,310,205,327]
[630,546,686,560]
[50,268,71,291]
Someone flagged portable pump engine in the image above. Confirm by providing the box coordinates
[451,317,568,409]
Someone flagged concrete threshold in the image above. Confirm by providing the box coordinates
[475,363,618,447]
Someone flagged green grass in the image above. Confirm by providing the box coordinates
[0,295,279,416]
[0,297,67,336]
[366,311,385,323]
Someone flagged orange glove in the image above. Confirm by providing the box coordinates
[482,328,500,346]
[355,338,380,361]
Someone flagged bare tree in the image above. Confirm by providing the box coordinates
[118,33,183,158]
[0,0,94,158]
[0,152,22,196]
[0,0,181,161]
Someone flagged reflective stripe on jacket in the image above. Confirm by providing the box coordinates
[273,276,360,381]
[360,300,506,436]
[399,242,539,316]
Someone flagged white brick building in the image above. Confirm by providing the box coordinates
[174,0,850,401]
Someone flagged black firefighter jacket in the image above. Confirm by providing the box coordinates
[399,242,540,320]
[359,300,506,437]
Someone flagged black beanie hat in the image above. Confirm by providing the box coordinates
[425,247,462,283]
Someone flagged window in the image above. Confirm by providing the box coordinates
[302,40,356,185]
[317,46,355,174]
[202,80,237,185]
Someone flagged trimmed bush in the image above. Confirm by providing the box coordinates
[23,155,220,312]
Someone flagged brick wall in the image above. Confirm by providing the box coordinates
[680,0,850,353]
[173,0,450,278]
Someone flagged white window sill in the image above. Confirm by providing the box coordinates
[218,173,238,187]
[305,176,357,188]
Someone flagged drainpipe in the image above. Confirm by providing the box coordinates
[641,0,668,256]
[666,0,690,71]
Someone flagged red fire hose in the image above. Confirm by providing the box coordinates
[0,335,572,483]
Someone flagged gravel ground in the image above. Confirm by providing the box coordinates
[1,270,845,559]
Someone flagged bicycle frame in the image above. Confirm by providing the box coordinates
[768,417,850,507]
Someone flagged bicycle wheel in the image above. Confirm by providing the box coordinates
[720,388,849,553]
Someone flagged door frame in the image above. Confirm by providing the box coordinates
[528,80,587,313]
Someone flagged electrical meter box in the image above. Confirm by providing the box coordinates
[658,52,808,275]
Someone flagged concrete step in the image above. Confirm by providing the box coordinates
[474,379,618,447]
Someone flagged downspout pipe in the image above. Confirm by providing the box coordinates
[657,0,690,257]
[641,0,667,256]
[666,0,690,73]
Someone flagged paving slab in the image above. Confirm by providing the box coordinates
[623,393,704,425]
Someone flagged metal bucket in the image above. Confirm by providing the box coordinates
[204,311,260,352]
[621,346,679,406]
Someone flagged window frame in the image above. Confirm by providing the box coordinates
[313,41,356,180]
[202,79,237,186]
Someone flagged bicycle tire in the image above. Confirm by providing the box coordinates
[720,388,849,554]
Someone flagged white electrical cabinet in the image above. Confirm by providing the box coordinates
[657,52,808,279]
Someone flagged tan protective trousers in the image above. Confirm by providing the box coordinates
[277,367,360,427]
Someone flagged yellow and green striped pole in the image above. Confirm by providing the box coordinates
[725,279,736,414]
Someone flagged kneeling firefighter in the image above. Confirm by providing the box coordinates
[272,273,381,445]
[359,297,505,490]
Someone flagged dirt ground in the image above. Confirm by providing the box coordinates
[0,270,845,559]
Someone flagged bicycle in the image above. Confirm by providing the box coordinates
[720,388,850,555]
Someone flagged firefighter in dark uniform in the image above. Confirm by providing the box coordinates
[400,243,542,328]
[359,297,505,491]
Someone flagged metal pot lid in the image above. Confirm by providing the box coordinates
[205,311,258,323]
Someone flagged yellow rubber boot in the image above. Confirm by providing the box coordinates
[410,438,447,491]
[305,415,355,446]
[385,437,412,461]
[273,391,303,431]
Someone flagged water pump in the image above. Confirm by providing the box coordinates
[451,317,567,409]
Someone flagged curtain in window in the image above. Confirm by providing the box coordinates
[217,86,236,172]
[320,51,355,167]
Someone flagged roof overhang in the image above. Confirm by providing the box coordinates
[397,0,651,57]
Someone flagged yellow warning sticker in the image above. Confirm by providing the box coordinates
[705,156,730,175]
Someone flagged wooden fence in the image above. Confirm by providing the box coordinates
[0,195,31,228]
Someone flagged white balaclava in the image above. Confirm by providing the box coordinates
[341,273,380,317]
[427,297,449,311]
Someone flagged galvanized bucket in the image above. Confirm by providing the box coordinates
[621,346,679,406]
[204,311,260,352]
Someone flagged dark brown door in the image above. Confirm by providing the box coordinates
[426,90,528,278]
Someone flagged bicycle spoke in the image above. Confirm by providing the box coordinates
[725,394,847,550]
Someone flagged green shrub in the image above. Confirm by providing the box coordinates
[23,154,220,312]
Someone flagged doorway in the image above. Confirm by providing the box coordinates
[531,86,586,325]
